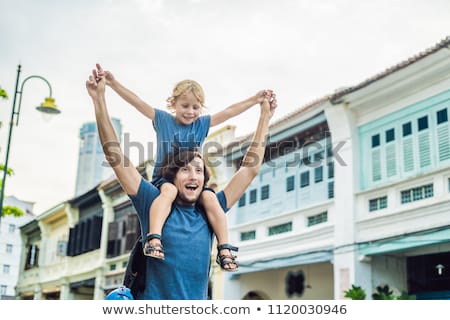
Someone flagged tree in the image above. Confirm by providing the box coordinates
[0,86,7,99]
[0,165,24,217]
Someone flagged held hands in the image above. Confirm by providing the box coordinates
[255,89,274,103]
[86,69,106,99]
[260,91,277,119]
[95,63,115,86]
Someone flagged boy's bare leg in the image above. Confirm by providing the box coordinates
[199,190,238,271]
[145,182,178,259]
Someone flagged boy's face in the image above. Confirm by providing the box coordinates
[174,156,205,206]
[172,91,202,125]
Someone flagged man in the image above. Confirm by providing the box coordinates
[86,72,276,299]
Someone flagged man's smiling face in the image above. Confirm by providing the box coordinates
[173,156,205,206]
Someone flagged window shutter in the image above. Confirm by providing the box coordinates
[126,214,138,234]
[371,149,381,181]
[125,214,139,251]
[402,136,414,172]
[418,131,431,168]
[88,216,103,250]
[437,124,450,161]
[67,227,76,256]
[81,220,91,253]
[125,233,138,251]
[108,221,118,240]
[385,143,397,177]
[74,224,82,256]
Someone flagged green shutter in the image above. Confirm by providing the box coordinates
[418,132,431,168]
[437,124,450,161]
[386,144,397,177]
[372,149,381,181]
[402,136,414,172]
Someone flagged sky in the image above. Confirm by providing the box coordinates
[1,0,449,214]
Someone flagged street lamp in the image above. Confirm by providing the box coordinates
[0,64,61,218]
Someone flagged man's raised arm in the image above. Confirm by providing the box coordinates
[86,73,141,195]
[223,95,276,207]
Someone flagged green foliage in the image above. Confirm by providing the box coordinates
[344,284,366,300]
[0,86,7,99]
[0,164,24,217]
[2,205,24,217]
[0,164,14,176]
[372,285,395,300]
[396,291,416,300]
[346,284,416,300]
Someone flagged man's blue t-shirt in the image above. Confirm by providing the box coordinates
[152,109,211,180]
[129,178,229,300]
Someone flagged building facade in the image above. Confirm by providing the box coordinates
[217,36,450,300]
[0,196,35,299]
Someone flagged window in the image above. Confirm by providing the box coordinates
[286,176,295,192]
[307,212,328,226]
[240,230,256,241]
[369,196,388,212]
[0,285,7,295]
[313,151,324,162]
[327,161,334,178]
[302,155,311,166]
[249,189,257,204]
[238,193,246,207]
[300,171,310,188]
[3,265,10,274]
[6,244,13,254]
[401,184,434,204]
[314,166,323,183]
[8,224,15,233]
[372,134,380,148]
[110,264,116,271]
[402,122,412,137]
[268,222,292,236]
[261,185,270,200]
[25,245,39,270]
[437,108,448,124]
[386,128,395,143]
[418,116,428,131]
[328,181,334,199]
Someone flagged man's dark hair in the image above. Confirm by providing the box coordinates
[158,148,210,186]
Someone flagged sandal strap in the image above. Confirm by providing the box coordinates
[145,233,161,243]
[217,243,238,252]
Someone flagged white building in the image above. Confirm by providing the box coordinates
[217,36,450,300]
[0,196,35,299]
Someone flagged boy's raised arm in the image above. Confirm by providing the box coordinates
[96,63,156,120]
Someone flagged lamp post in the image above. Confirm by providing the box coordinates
[0,64,61,218]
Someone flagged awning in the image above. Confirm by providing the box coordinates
[359,227,450,256]
[231,250,333,278]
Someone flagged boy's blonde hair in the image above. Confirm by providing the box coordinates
[167,79,206,110]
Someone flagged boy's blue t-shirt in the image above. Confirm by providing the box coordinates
[152,109,211,180]
[129,178,229,300]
